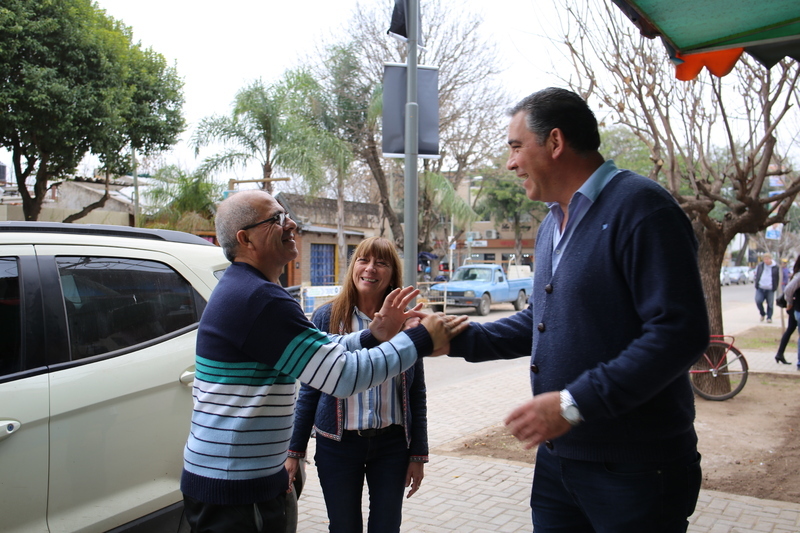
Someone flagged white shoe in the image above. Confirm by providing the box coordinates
[760,316,765,322]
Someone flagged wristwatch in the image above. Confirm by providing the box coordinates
[560,389,583,426]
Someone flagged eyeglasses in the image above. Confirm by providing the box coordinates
[241,212,291,231]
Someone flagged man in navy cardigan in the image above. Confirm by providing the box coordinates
[447,88,709,532]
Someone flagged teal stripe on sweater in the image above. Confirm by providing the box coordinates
[275,328,330,376]
[195,356,295,386]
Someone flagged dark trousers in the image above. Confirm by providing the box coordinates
[530,447,702,533]
[777,310,797,361]
[315,426,409,533]
[183,493,287,533]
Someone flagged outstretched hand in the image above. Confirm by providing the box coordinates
[369,286,425,342]
[421,312,469,354]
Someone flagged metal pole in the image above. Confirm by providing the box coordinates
[132,149,139,227]
[403,0,419,290]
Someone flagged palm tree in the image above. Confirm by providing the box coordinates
[142,165,222,232]
[192,71,333,194]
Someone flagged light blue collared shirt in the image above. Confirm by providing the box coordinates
[342,307,403,430]
[549,160,622,273]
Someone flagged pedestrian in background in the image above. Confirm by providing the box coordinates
[755,253,779,323]
[776,257,800,365]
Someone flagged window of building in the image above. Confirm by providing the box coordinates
[310,244,336,286]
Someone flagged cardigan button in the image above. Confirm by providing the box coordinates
[530,364,539,374]
[545,440,554,449]
[537,322,545,332]
[544,284,553,293]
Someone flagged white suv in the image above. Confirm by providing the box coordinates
[0,222,229,533]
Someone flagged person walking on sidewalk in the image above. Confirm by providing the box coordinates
[782,264,800,370]
[179,190,468,533]
[755,253,779,323]
[444,88,709,533]
[288,237,428,533]
[775,257,800,364]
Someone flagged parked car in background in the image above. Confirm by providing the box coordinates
[720,268,731,286]
[746,267,756,283]
[0,222,229,533]
[727,266,749,285]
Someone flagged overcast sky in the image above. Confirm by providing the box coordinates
[94,0,563,181]
[1,0,565,185]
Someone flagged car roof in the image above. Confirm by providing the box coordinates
[0,221,213,246]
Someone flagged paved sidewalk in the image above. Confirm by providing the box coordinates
[295,301,800,532]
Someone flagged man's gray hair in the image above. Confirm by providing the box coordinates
[215,191,263,262]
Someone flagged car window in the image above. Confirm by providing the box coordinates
[0,257,22,376]
[57,256,207,359]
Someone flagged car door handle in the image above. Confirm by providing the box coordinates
[180,368,196,385]
[0,420,21,442]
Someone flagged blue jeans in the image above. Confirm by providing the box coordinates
[315,426,409,533]
[755,287,775,319]
[530,447,702,533]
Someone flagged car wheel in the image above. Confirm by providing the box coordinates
[513,290,527,311]
[476,294,491,316]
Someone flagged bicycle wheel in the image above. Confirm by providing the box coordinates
[690,340,748,401]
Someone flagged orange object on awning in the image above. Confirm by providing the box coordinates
[674,48,745,81]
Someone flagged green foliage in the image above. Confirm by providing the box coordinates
[193,71,343,194]
[476,176,545,230]
[0,0,184,220]
[421,171,477,227]
[142,165,222,228]
[600,126,652,178]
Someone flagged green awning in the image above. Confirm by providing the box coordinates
[611,0,800,76]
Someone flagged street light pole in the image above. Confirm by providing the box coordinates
[402,0,419,290]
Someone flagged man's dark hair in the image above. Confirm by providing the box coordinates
[509,88,601,153]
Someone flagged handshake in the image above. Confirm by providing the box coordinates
[368,286,469,354]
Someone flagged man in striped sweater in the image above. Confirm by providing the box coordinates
[180,190,467,532]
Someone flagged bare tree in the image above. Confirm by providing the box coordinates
[555,0,800,334]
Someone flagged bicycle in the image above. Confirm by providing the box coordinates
[689,335,749,401]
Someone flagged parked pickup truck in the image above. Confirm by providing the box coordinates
[427,264,533,315]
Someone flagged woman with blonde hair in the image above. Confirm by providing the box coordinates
[287,237,428,532]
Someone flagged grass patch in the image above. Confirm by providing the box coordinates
[732,326,796,351]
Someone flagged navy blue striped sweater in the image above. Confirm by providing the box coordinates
[181,262,432,505]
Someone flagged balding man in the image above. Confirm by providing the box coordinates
[180,190,467,532]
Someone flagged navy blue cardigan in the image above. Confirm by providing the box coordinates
[289,303,429,461]
[449,170,709,463]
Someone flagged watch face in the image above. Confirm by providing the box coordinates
[563,405,581,424]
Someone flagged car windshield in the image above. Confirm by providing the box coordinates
[453,268,492,282]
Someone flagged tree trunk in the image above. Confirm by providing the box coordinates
[694,223,727,336]
[63,172,111,223]
[693,223,734,395]
[336,174,347,285]
[262,163,273,194]
[362,138,403,250]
